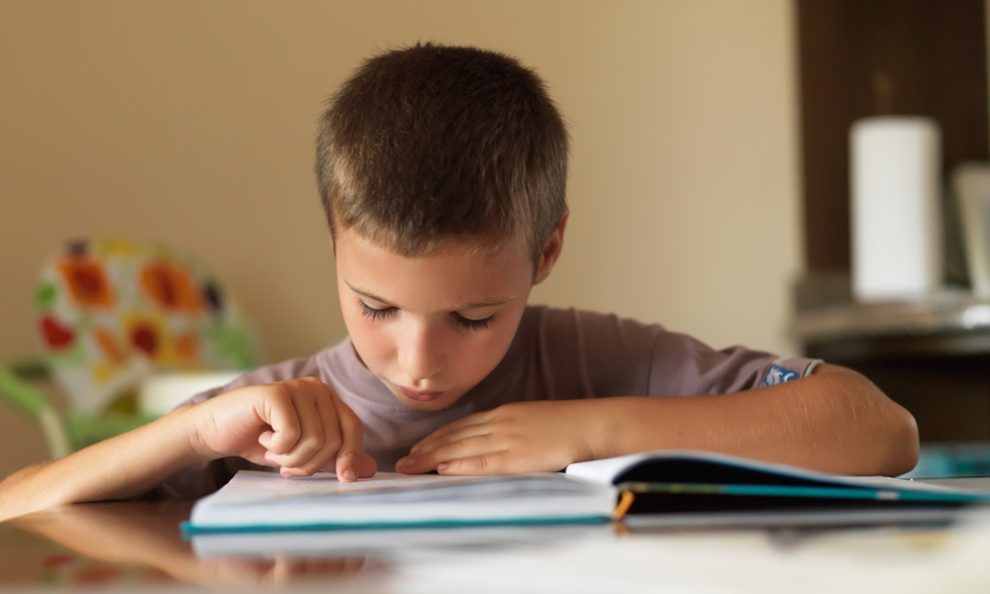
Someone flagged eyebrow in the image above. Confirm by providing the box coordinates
[345,281,514,310]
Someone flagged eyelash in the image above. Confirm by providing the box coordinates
[359,303,495,331]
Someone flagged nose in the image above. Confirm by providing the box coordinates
[398,320,444,385]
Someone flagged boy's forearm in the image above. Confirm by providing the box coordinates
[592,365,919,476]
[0,406,208,520]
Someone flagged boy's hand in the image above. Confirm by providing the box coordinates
[395,400,604,475]
[190,377,376,481]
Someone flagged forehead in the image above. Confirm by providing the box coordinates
[334,228,532,310]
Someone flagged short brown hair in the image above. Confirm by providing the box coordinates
[315,43,569,262]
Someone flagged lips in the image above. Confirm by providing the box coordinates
[401,387,442,402]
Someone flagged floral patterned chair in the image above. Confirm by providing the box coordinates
[0,239,262,457]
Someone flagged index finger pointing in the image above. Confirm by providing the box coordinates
[331,394,373,481]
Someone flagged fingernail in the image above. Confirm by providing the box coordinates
[396,457,413,468]
[342,468,356,481]
[437,463,449,473]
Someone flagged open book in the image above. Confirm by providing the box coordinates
[183,451,990,535]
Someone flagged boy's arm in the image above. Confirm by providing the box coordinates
[399,364,919,477]
[0,378,375,520]
[596,364,919,475]
[0,406,205,520]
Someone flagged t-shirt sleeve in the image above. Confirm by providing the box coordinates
[646,328,821,396]
[536,307,821,399]
[151,354,326,499]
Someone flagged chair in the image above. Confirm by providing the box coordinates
[0,238,262,457]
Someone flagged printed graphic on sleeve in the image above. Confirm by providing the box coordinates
[762,364,799,387]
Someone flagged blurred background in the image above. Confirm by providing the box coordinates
[1,0,988,478]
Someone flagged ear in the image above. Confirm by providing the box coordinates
[534,210,569,285]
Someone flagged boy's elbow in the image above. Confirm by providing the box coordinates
[877,403,920,477]
[824,365,919,476]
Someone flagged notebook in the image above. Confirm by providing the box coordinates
[182,450,990,535]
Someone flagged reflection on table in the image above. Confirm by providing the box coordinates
[1,498,613,590]
[3,492,990,593]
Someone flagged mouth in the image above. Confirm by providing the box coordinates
[400,387,443,402]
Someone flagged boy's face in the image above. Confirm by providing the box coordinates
[334,224,563,412]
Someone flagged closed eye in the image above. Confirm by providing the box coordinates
[361,301,495,330]
[360,302,397,320]
[451,312,495,331]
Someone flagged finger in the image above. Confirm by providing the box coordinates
[398,434,500,474]
[241,443,272,467]
[303,389,346,471]
[284,388,344,476]
[409,423,493,458]
[410,411,493,454]
[258,386,302,455]
[331,393,366,482]
[271,393,323,473]
[436,451,511,475]
[319,452,376,475]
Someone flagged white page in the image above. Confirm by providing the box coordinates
[188,470,617,529]
[212,471,597,505]
[212,471,492,503]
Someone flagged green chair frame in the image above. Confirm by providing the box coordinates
[0,361,157,458]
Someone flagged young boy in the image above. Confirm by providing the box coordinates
[0,44,918,517]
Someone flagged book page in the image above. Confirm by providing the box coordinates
[217,471,499,502]
[213,471,590,505]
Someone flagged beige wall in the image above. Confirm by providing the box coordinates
[0,1,801,472]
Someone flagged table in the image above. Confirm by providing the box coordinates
[3,482,990,593]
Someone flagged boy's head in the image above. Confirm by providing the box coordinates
[315,43,568,264]
[316,44,570,411]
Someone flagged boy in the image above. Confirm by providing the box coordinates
[0,44,918,517]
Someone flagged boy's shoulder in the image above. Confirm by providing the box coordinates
[521,304,667,346]
[521,304,820,396]
[515,303,667,376]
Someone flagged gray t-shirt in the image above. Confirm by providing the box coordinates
[156,305,820,497]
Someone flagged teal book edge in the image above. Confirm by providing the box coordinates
[182,514,611,536]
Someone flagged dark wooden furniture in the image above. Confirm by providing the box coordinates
[795,293,990,442]
[794,0,990,442]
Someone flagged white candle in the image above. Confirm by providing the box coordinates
[850,116,942,301]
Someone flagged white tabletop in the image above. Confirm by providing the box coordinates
[4,479,990,594]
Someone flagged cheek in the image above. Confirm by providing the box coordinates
[459,316,522,375]
[341,307,393,364]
